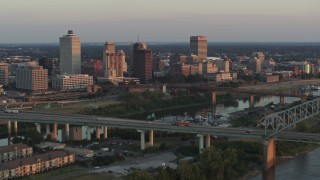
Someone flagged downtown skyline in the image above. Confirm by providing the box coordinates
[0,0,320,43]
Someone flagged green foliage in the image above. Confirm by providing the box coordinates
[80,91,211,118]
[21,129,44,145]
[295,121,320,133]
[176,161,205,180]
[157,167,176,180]
[126,170,153,180]
[276,141,319,156]
[176,145,199,157]
[143,143,168,154]
[200,147,248,180]
[295,121,310,132]
[92,155,124,166]
[231,112,260,127]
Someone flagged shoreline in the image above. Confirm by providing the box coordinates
[244,145,320,179]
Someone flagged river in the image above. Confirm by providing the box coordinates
[250,147,320,180]
[214,93,320,180]
[181,93,319,180]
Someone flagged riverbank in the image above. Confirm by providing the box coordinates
[246,143,320,180]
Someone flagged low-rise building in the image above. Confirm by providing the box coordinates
[214,72,233,82]
[16,65,48,92]
[264,75,280,83]
[0,151,75,179]
[52,74,93,90]
[64,147,94,158]
[0,144,33,162]
[36,142,66,150]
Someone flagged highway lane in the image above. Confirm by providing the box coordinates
[0,111,319,142]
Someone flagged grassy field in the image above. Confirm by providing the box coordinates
[22,165,86,180]
[35,100,120,114]
[68,173,123,180]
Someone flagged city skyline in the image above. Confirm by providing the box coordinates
[0,0,320,43]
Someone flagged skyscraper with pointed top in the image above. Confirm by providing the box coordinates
[59,30,81,75]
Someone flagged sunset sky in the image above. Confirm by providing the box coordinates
[1,0,319,43]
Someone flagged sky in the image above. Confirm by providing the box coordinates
[0,0,319,43]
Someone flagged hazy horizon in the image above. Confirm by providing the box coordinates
[1,0,320,43]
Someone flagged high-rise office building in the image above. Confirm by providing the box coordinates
[38,57,53,76]
[248,52,265,73]
[16,65,48,92]
[132,42,152,83]
[102,42,127,79]
[0,63,8,85]
[82,60,103,77]
[104,41,115,53]
[190,36,208,61]
[59,30,81,75]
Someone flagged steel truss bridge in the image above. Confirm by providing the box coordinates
[258,97,320,138]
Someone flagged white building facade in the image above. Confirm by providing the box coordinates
[52,74,93,90]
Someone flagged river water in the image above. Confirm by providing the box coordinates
[250,147,320,180]
[193,92,319,180]
[213,93,320,180]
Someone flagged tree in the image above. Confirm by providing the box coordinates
[176,162,205,180]
[295,121,310,132]
[200,147,224,180]
[126,171,153,180]
[200,147,247,180]
[157,167,176,180]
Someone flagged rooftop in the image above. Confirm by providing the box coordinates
[0,151,74,171]
[0,144,30,154]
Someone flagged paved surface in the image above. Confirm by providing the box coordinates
[93,151,177,176]
[0,109,319,142]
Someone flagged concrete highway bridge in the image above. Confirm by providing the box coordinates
[1,103,320,171]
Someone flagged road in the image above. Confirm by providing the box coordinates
[0,109,319,142]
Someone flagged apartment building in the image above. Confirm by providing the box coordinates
[0,151,75,179]
[0,144,33,162]
[16,65,48,92]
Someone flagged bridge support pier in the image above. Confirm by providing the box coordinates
[65,124,69,141]
[87,126,91,141]
[36,123,41,133]
[51,123,58,141]
[206,134,211,148]
[96,127,101,140]
[7,121,11,135]
[212,91,216,104]
[149,130,154,147]
[263,137,276,171]
[197,134,204,153]
[250,95,254,108]
[138,130,145,150]
[103,126,108,139]
[46,124,50,135]
[279,96,285,105]
[13,121,18,136]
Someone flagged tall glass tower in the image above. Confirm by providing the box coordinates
[59,30,81,75]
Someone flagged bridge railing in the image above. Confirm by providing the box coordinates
[257,97,320,138]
